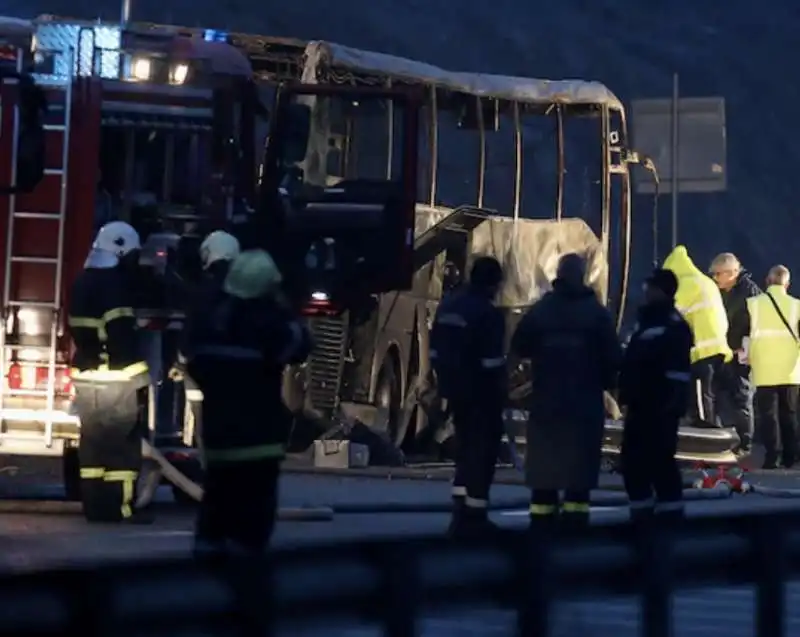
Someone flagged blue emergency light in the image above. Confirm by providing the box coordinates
[203,29,229,43]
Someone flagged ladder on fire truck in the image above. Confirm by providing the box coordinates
[0,48,72,450]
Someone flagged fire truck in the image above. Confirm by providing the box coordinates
[0,17,426,493]
[277,41,740,465]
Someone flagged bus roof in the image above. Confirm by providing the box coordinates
[304,41,624,111]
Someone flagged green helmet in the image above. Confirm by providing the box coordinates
[223,249,283,299]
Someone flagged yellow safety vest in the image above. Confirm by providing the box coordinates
[747,286,800,387]
[663,245,732,364]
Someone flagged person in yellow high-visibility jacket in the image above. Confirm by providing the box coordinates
[744,265,800,469]
[663,246,733,427]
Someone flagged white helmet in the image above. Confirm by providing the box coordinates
[93,221,141,257]
[84,221,141,269]
[200,231,241,270]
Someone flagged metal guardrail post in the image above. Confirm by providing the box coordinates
[517,528,552,637]
[755,516,786,637]
[639,524,672,637]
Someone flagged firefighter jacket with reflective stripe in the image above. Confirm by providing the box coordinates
[429,284,507,405]
[67,266,148,382]
[663,246,733,364]
[619,301,694,418]
[747,286,800,387]
[185,292,312,462]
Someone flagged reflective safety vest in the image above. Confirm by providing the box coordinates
[747,286,800,387]
[68,306,149,382]
[674,275,732,364]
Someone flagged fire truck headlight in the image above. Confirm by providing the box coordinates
[170,63,189,85]
[131,57,151,81]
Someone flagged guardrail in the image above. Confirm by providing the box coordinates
[0,509,798,636]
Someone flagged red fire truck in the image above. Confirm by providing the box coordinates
[0,16,425,497]
[0,16,268,470]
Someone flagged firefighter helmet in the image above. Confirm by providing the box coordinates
[84,221,141,269]
[93,221,141,257]
[200,230,241,269]
[223,249,283,300]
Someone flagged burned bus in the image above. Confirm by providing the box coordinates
[280,41,738,464]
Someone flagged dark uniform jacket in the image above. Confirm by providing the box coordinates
[619,300,694,419]
[429,285,507,408]
[511,279,621,491]
[67,267,148,383]
[719,271,761,350]
[185,292,312,462]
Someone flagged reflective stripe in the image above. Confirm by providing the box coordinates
[185,389,204,401]
[639,326,666,340]
[629,497,656,510]
[665,371,691,382]
[464,496,487,509]
[71,361,149,382]
[68,306,135,342]
[561,501,590,513]
[104,470,137,519]
[681,300,712,314]
[481,356,506,369]
[193,345,263,360]
[204,443,285,462]
[80,466,105,479]
[694,337,728,350]
[436,313,468,328]
[529,503,557,516]
[451,485,467,497]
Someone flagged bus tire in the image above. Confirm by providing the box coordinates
[374,355,402,447]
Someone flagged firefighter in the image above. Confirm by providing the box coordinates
[67,221,151,524]
[170,231,241,450]
[618,269,693,524]
[744,265,800,469]
[663,245,732,427]
[185,249,312,557]
[511,253,621,531]
[430,256,507,537]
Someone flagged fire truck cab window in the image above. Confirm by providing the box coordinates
[99,127,210,229]
[280,94,405,194]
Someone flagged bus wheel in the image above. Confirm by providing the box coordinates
[62,447,81,501]
[374,357,402,446]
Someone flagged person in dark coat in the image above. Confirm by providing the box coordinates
[186,249,312,558]
[709,252,761,454]
[430,256,507,538]
[511,253,621,530]
[619,269,693,525]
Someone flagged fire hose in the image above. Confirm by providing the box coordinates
[139,439,335,521]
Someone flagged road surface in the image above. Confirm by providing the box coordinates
[3,468,800,635]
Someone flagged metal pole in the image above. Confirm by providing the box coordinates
[121,0,131,26]
[670,73,679,248]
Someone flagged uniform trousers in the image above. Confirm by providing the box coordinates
[621,410,683,520]
[450,399,504,512]
[74,379,144,522]
[194,458,281,555]
[755,385,799,468]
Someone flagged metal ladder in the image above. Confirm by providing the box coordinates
[0,48,73,449]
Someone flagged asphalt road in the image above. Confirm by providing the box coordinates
[4,464,800,635]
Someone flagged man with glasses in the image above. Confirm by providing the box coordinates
[709,253,761,455]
